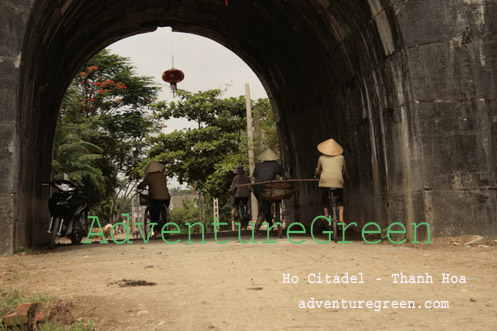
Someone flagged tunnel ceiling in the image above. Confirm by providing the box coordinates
[22,0,389,134]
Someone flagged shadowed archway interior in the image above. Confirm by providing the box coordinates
[5,0,495,252]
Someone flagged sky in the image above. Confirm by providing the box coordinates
[106,27,267,187]
[107,27,268,133]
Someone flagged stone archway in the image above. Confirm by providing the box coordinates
[1,0,496,253]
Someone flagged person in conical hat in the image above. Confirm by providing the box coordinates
[138,160,170,235]
[252,148,286,236]
[317,138,344,156]
[315,139,348,224]
[258,148,280,162]
[144,160,165,173]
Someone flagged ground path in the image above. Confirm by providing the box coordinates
[1,233,496,330]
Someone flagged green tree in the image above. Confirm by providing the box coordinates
[169,198,199,232]
[252,98,279,157]
[55,50,160,222]
[150,89,249,200]
[52,116,106,207]
[149,89,277,226]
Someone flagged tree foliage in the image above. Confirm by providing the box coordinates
[55,49,279,225]
[252,98,279,157]
[169,198,199,231]
[150,89,249,200]
[54,50,160,221]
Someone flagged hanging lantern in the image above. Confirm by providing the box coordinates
[162,68,184,97]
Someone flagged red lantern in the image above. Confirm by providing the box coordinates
[162,68,184,97]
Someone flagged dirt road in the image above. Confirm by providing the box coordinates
[1,233,496,330]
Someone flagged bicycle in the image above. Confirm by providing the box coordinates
[325,188,341,243]
[261,180,294,238]
[233,198,250,230]
[269,199,284,238]
[138,189,169,239]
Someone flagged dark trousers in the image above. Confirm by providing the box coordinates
[320,188,344,207]
[234,196,249,206]
[253,184,271,220]
[150,199,170,225]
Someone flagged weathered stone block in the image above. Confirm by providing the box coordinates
[407,42,473,101]
[426,189,497,238]
[0,125,14,192]
[458,1,497,35]
[393,0,468,47]
[0,1,31,56]
[468,37,497,99]
[407,35,496,101]
[481,3,497,34]
[0,63,19,124]
[414,100,496,190]
[346,190,375,227]
[0,193,14,254]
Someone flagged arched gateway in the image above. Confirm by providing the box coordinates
[1,0,496,253]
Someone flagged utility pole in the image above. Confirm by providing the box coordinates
[245,83,258,223]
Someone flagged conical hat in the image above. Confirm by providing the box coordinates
[145,160,165,173]
[317,139,343,156]
[258,149,279,162]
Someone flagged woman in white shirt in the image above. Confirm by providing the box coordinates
[315,139,348,224]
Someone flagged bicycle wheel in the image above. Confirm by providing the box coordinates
[327,191,337,243]
[275,201,283,238]
[331,201,338,243]
[239,202,248,230]
[233,205,240,224]
[159,204,169,238]
[48,216,61,249]
[144,207,151,239]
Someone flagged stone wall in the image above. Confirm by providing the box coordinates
[394,0,497,237]
[0,0,34,254]
[0,0,496,254]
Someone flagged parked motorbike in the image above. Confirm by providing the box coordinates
[43,179,89,248]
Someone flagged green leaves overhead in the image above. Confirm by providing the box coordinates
[252,98,279,157]
[155,89,246,130]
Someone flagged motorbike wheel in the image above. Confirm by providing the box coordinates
[70,232,82,245]
[70,216,83,244]
[48,216,61,249]
[70,213,87,245]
